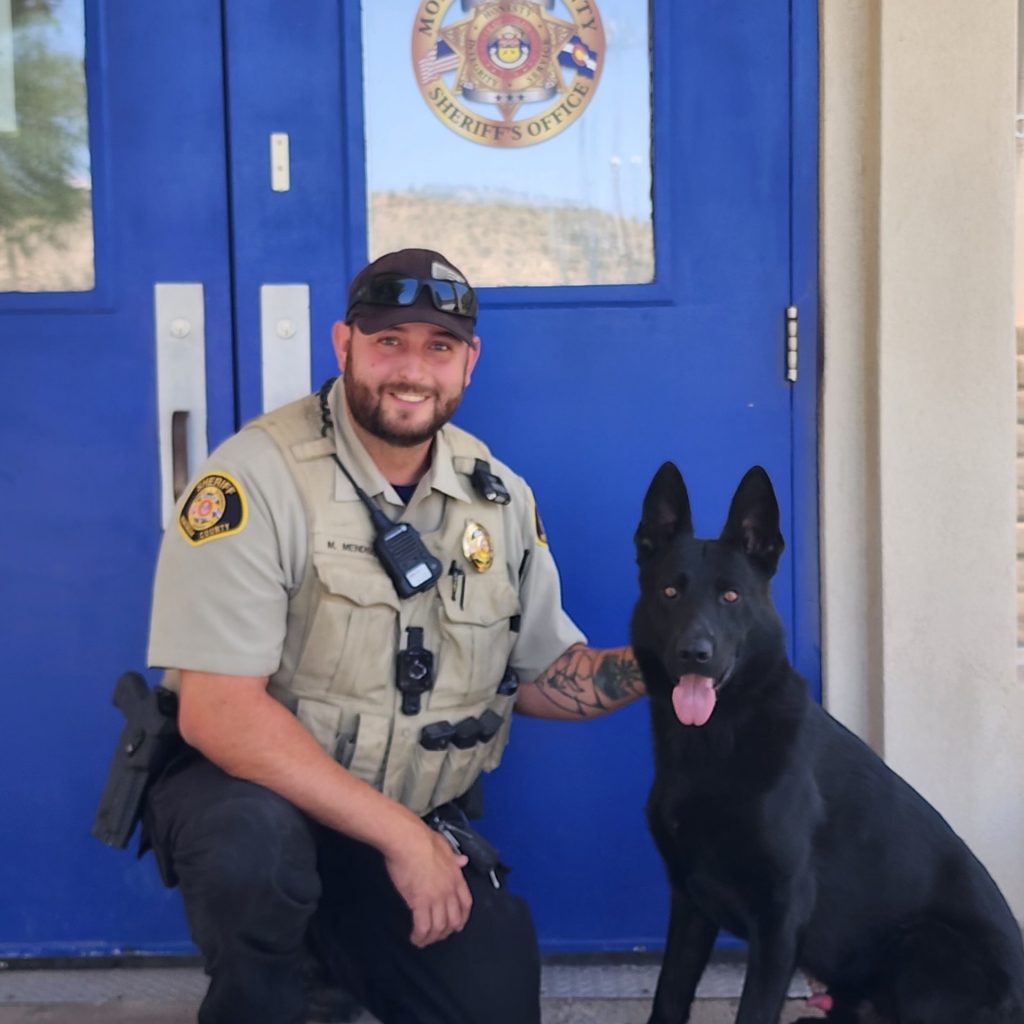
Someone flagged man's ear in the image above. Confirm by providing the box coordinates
[635,461,693,562]
[719,466,785,576]
[464,334,481,387]
[331,321,352,373]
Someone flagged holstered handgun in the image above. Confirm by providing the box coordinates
[425,803,507,889]
[91,671,181,849]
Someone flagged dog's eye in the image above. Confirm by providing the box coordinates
[662,585,679,599]
[722,589,740,604]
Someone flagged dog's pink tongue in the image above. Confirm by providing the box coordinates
[672,675,717,726]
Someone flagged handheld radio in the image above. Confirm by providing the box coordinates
[318,379,442,598]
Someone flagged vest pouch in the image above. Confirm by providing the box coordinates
[294,697,345,754]
[431,572,520,709]
[293,698,387,788]
[428,743,484,813]
[478,695,516,775]
[343,711,391,790]
[396,743,449,816]
[297,540,401,701]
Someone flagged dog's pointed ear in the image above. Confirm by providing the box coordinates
[720,466,785,576]
[635,462,693,561]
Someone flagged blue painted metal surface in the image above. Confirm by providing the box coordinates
[790,0,822,702]
[221,1,356,424]
[462,0,805,950]
[0,2,232,955]
[0,0,818,957]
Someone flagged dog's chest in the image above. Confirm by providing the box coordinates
[648,793,762,936]
[647,785,795,939]
[647,757,771,869]
[646,727,816,930]
[648,777,767,859]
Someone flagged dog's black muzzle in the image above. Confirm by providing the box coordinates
[666,626,731,682]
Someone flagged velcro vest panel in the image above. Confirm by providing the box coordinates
[250,395,521,815]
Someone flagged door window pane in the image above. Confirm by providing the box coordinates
[362,0,653,287]
[0,0,93,293]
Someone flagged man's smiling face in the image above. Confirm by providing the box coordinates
[332,320,480,448]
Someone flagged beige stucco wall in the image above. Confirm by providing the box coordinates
[821,0,1024,917]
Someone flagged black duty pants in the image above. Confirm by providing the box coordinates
[144,751,541,1024]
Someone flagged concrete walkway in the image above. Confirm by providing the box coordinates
[0,958,826,1023]
[0,1004,821,1024]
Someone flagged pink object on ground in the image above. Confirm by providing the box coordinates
[806,991,834,1011]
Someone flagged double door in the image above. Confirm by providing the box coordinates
[0,0,817,954]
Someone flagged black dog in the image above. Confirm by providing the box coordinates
[632,462,1024,1024]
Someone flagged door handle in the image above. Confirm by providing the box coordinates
[260,284,311,412]
[171,410,190,500]
[155,284,208,526]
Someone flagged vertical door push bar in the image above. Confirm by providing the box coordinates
[155,283,208,528]
[260,283,311,413]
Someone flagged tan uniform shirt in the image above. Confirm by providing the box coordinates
[148,386,586,684]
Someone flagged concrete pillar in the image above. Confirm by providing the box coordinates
[821,0,1024,916]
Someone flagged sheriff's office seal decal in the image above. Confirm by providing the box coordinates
[178,473,248,546]
[412,0,605,148]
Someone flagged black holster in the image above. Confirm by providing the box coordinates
[425,802,507,886]
[91,671,183,849]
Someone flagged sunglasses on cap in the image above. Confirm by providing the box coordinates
[347,273,478,320]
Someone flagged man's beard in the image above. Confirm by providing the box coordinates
[343,370,463,448]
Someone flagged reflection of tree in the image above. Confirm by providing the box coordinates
[0,1,90,276]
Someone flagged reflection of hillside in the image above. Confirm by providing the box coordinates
[0,191,653,294]
[369,190,654,287]
[0,207,95,293]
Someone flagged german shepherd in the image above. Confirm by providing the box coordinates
[632,463,1024,1024]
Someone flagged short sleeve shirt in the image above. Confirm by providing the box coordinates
[148,389,586,683]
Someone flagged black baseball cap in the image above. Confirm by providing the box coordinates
[345,248,478,344]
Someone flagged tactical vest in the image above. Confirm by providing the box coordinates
[251,393,522,816]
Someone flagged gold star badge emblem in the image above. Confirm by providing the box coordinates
[411,0,606,147]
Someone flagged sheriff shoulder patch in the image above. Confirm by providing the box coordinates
[178,473,248,546]
[534,503,549,547]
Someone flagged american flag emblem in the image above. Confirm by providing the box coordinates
[417,39,461,84]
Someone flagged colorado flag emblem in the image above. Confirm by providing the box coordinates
[558,35,599,78]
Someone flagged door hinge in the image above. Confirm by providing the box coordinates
[785,305,798,383]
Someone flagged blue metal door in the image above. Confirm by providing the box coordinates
[466,5,821,950]
[0,2,235,954]
[0,0,817,956]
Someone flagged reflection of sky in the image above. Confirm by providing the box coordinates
[362,0,652,221]
[51,0,84,56]
[29,0,90,183]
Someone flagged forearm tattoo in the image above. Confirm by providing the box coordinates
[534,647,644,717]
